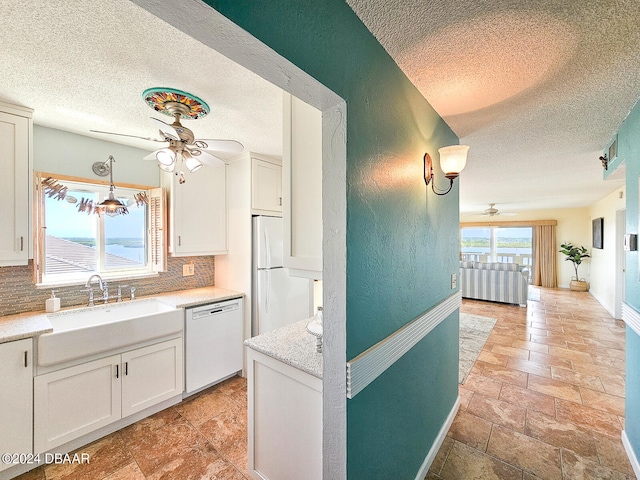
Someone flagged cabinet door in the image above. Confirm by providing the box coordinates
[252,158,282,214]
[0,339,33,472]
[34,355,121,453]
[282,93,322,277]
[0,110,30,266]
[121,338,183,418]
[168,163,227,256]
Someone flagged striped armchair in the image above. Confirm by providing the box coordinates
[460,261,529,307]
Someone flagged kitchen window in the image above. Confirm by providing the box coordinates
[33,172,166,285]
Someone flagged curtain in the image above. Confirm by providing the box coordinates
[533,224,557,287]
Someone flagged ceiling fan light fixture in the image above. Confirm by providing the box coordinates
[185,156,203,173]
[156,148,176,166]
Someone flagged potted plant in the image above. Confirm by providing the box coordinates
[559,242,591,291]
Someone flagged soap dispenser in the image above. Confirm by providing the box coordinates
[46,290,60,313]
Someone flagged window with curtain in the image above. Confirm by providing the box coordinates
[461,226,533,268]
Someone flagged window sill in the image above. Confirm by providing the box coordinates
[36,271,159,289]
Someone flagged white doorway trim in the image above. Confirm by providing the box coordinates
[615,208,626,319]
[130,1,348,478]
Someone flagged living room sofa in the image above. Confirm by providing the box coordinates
[459,261,529,307]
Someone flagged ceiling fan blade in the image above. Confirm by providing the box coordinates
[192,139,244,154]
[90,129,164,142]
[149,117,180,140]
[143,151,159,161]
[191,149,225,167]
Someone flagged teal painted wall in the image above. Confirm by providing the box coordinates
[206,1,460,477]
[617,99,640,454]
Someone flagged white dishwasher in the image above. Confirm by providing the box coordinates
[185,297,244,395]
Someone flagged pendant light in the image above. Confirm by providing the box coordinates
[96,156,128,216]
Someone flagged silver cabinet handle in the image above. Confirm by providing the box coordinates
[20,236,24,251]
[178,235,182,246]
[24,351,28,368]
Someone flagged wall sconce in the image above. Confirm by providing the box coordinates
[424,145,469,195]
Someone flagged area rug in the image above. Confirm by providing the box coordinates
[459,313,497,384]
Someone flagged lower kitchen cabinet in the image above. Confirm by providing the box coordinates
[121,339,183,417]
[34,338,183,453]
[247,348,322,480]
[0,338,33,473]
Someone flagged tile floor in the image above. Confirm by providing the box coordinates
[428,286,635,480]
[13,286,635,480]
[15,375,249,480]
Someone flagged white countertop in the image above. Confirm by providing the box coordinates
[0,286,244,344]
[244,319,323,379]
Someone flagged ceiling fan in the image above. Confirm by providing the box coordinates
[90,88,244,183]
[481,203,518,217]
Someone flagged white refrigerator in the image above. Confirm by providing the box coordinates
[252,216,313,336]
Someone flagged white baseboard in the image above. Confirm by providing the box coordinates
[622,430,640,478]
[589,290,615,318]
[414,395,460,480]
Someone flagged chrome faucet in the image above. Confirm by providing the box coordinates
[85,274,108,304]
[85,274,104,291]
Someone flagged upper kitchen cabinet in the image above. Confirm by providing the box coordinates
[163,163,227,256]
[282,93,322,278]
[251,156,282,215]
[0,102,32,266]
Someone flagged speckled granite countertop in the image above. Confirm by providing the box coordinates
[0,311,53,344]
[154,286,244,309]
[0,286,244,344]
[244,319,323,379]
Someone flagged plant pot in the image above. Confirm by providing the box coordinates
[570,279,588,292]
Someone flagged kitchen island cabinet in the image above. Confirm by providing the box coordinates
[245,319,322,480]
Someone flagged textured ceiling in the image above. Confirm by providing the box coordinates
[2,0,638,217]
[0,0,283,158]
[347,0,639,217]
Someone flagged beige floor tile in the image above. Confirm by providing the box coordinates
[527,374,583,404]
[499,383,555,417]
[439,441,523,480]
[466,393,527,432]
[487,424,562,480]
[447,410,493,451]
[524,410,598,460]
[561,448,634,480]
[581,387,626,417]
[555,399,622,437]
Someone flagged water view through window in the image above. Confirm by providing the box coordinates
[461,226,533,268]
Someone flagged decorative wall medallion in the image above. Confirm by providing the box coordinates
[142,87,210,120]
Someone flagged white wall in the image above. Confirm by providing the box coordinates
[33,125,159,187]
[589,186,626,316]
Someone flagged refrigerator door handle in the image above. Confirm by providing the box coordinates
[265,269,270,313]
[265,229,272,268]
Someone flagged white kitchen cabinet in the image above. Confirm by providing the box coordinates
[34,354,121,453]
[0,103,32,267]
[247,348,322,480]
[251,156,282,215]
[164,163,227,256]
[282,93,322,278]
[0,339,33,472]
[121,338,183,417]
[34,338,182,452]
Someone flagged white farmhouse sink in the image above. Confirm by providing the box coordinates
[38,299,183,366]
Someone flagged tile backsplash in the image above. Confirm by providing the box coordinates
[0,256,215,317]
